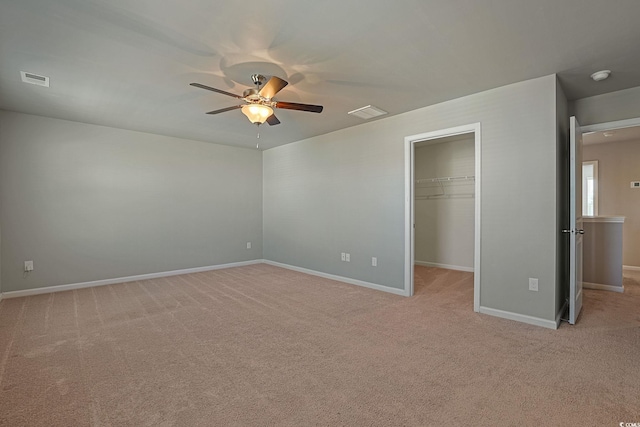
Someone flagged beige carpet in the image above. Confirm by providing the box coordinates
[0,264,638,426]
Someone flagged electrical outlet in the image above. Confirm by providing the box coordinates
[631,181,640,188]
[246,242,251,249]
[345,253,350,262]
[341,252,346,261]
[24,260,34,272]
[529,278,538,291]
[372,257,377,267]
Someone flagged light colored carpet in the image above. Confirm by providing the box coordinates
[0,264,638,426]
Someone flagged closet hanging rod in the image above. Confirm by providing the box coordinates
[415,175,475,184]
[415,193,475,200]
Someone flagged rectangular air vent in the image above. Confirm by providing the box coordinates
[20,71,50,87]
[347,105,387,120]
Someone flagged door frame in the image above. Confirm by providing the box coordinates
[568,116,584,324]
[581,115,640,277]
[403,123,481,312]
[581,117,640,134]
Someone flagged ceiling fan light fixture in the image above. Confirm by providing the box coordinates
[241,104,273,124]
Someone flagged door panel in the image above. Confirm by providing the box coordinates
[569,116,583,324]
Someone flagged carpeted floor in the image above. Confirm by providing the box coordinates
[0,264,639,426]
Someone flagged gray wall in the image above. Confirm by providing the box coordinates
[573,86,640,126]
[264,74,562,322]
[414,136,475,269]
[0,111,263,292]
[583,140,640,267]
[583,221,624,287]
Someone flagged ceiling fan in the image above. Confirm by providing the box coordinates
[190,74,323,129]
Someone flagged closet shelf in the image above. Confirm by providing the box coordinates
[415,175,475,184]
[415,175,475,199]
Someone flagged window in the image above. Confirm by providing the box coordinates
[582,161,598,216]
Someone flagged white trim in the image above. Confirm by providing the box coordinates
[581,117,640,134]
[582,216,625,223]
[263,260,407,296]
[474,125,482,313]
[404,123,481,311]
[479,306,558,330]
[583,282,624,293]
[0,260,264,299]
[623,265,640,272]
[414,261,474,273]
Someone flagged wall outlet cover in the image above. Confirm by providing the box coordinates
[24,260,34,272]
[528,278,538,291]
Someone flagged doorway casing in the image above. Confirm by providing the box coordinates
[404,123,481,312]
[581,115,640,276]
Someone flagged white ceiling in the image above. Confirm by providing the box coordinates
[584,125,640,145]
[2,0,640,150]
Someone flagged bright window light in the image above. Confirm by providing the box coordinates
[582,161,598,216]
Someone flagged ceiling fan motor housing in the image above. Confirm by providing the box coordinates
[243,87,260,99]
[242,88,275,107]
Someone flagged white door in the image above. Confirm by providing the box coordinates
[568,116,584,324]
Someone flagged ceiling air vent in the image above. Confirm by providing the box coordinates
[348,105,387,120]
[20,71,50,87]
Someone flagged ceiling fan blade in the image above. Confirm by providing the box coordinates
[275,101,323,113]
[266,114,281,126]
[206,105,243,115]
[190,83,243,99]
[259,76,288,99]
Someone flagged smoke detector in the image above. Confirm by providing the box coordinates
[590,70,611,82]
[20,71,49,87]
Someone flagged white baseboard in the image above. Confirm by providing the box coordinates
[0,259,264,299]
[583,282,624,293]
[414,260,474,273]
[623,265,640,272]
[263,260,407,296]
[479,306,558,330]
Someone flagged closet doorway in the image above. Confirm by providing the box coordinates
[404,124,481,311]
